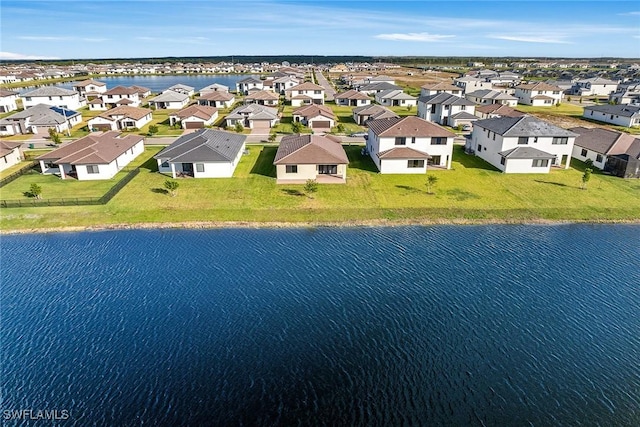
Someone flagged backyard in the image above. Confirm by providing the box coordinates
[1,144,639,231]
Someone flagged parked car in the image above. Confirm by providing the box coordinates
[350,132,367,137]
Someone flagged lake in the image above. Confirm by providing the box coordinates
[18,74,262,94]
[1,225,639,426]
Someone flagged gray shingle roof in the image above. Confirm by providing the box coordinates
[377,89,416,100]
[418,93,476,106]
[5,103,80,125]
[151,91,190,102]
[569,127,637,155]
[21,87,77,97]
[499,147,555,159]
[226,104,277,120]
[474,116,578,137]
[584,104,640,118]
[155,129,246,163]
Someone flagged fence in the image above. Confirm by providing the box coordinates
[0,161,38,188]
[0,167,140,208]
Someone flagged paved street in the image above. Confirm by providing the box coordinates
[314,68,337,102]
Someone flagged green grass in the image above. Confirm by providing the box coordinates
[2,145,639,231]
[516,103,583,117]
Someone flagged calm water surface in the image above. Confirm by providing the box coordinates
[1,225,639,426]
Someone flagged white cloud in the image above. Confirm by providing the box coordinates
[488,34,573,44]
[618,11,640,16]
[0,51,60,60]
[374,32,455,42]
[135,36,210,44]
[18,35,108,42]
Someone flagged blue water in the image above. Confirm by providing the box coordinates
[18,74,260,94]
[1,225,639,426]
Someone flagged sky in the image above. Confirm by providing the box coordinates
[1,0,639,60]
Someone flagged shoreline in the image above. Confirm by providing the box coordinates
[2,217,639,235]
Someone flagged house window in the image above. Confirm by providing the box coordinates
[395,137,406,145]
[87,165,99,174]
[581,149,588,157]
[596,154,603,163]
[552,137,568,145]
[196,163,205,173]
[532,159,549,167]
[25,97,31,101]
[461,105,466,111]
[286,165,298,173]
[411,137,416,144]
[533,137,538,143]
[314,90,321,94]
[161,161,169,168]
[407,159,424,168]
[431,137,446,145]
[500,157,505,165]
[518,137,528,145]
[477,144,482,152]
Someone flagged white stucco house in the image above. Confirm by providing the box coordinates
[0,141,23,172]
[155,129,246,178]
[292,104,336,130]
[148,91,190,109]
[72,79,107,98]
[169,105,218,129]
[352,104,398,126]
[571,77,618,97]
[273,76,300,94]
[285,82,325,106]
[366,116,456,173]
[453,76,492,94]
[167,84,195,97]
[199,83,229,96]
[0,89,19,113]
[244,90,280,106]
[0,104,82,136]
[37,131,144,180]
[514,82,563,106]
[273,134,349,183]
[465,89,518,107]
[100,86,142,108]
[375,90,417,108]
[468,116,577,173]
[582,104,640,128]
[21,87,85,110]
[570,126,639,171]
[419,82,464,97]
[236,77,264,95]
[334,89,372,107]
[88,106,153,131]
[198,91,235,109]
[417,93,476,127]
[224,104,278,130]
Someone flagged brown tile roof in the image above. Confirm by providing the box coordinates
[293,104,335,119]
[274,134,348,165]
[199,91,234,101]
[335,89,371,100]
[0,140,22,157]
[73,79,106,88]
[98,105,152,121]
[516,82,562,91]
[103,85,139,96]
[420,81,460,91]
[368,116,455,138]
[287,82,324,91]
[569,127,638,155]
[245,90,279,101]
[172,105,218,120]
[0,89,19,97]
[37,131,143,165]
[475,104,525,117]
[378,146,431,159]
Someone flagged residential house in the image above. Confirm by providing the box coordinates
[244,90,280,106]
[0,89,19,113]
[292,104,336,130]
[100,86,142,108]
[352,104,399,126]
[169,105,218,129]
[468,116,577,173]
[286,82,325,106]
[155,129,246,178]
[273,76,300,94]
[514,82,563,106]
[366,116,456,173]
[273,134,348,183]
[465,89,518,107]
[0,104,82,136]
[148,91,190,110]
[571,77,618,97]
[0,141,23,172]
[356,82,402,96]
[37,131,144,180]
[583,104,640,128]
[417,93,476,127]
[88,106,153,131]
[570,126,639,172]
[72,79,107,98]
[453,76,492,94]
[334,89,371,107]
[198,91,236,109]
[375,89,417,108]
[131,85,152,99]
[224,104,279,130]
[21,87,85,110]
[167,84,195,97]
[608,82,640,105]
[199,83,229,96]
[419,82,463,97]
[475,104,526,120]
[236,76,264,95]
[364,75,395,85]
[604,139,640,178]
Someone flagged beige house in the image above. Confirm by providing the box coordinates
[169,105,218,129]
[273,134,348,184]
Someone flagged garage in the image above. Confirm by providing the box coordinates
[251,120,271,131]
[311,121,331,129]
[92,124,113,131]
[184,121,204,129]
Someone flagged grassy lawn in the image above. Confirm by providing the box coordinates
[0,161,37,179]
[0,147,161,201]
[2,144,639,231]
[516,104,583,117]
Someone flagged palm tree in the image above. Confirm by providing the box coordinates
[426,175,438,194]
[164,180,179,197]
